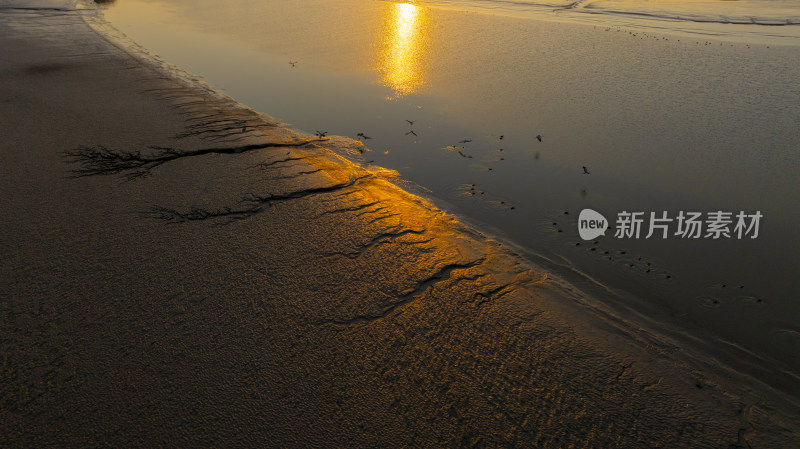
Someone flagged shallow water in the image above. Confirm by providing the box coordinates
[100,0,800,400]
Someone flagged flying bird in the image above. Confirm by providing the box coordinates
[458,139,472,144]
[536,135,542,142]
[356,133,372,139]
[289,60,298,67]
[406,120,415,126]
[583,166,590,174]
[315,131,328,137]
[405,130,418,136]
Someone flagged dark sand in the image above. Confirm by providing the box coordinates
[1,2,798,447]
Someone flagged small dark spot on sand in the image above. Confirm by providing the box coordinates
[575,242,581,246]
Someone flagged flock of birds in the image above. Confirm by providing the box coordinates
[319,120,590,178]
[291,58,592,214]
[311,117,592,215]
[280,31,771,304]
[291,58,591,178]
[313,118,594,215]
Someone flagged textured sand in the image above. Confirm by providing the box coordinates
[1,1,798,447]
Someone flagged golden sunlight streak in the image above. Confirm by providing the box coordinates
[375,2,430,98]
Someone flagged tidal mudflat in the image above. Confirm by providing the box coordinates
[1,0,799,446]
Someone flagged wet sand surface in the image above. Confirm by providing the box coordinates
[99,0,800,394]
[1,1,798,447]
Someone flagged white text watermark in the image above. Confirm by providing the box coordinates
[578,209,762,241]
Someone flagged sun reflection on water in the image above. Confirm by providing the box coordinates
[376,2,430,98]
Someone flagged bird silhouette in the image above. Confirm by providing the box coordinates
[406,120,415,126]
[356,133,372,139]
[315,131,328,137]
[536,135,542,142]
[459,139,472,144]
[583,166,590,174]
[406,130,418,136]
[289,60,298,67]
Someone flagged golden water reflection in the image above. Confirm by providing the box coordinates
[376,2,431,98]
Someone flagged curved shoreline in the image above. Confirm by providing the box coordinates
[1,1,798,446]
[91,0,800,413]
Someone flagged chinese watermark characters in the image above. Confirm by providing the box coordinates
[579,209,762,241]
